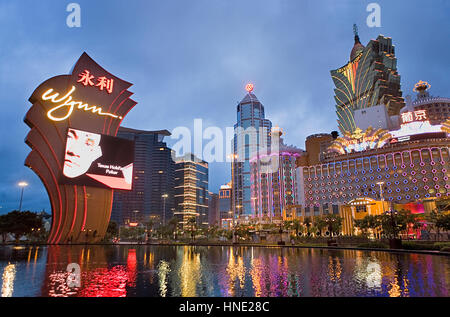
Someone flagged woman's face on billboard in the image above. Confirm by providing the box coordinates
[63,129,102,178]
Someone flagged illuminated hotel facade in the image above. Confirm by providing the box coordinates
[250,128,303,222]
[295,103,449,235]
[174,153,209,228]
[330,26,405,134]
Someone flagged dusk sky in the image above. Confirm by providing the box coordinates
[0,0,448,214]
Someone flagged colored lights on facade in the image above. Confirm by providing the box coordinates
[413,80,431,92]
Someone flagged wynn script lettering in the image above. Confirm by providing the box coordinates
[42,86,122,121]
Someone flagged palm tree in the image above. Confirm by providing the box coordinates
[187,217,197,242]
[291,219,302,237]
[144,219,154,240]
[168,217,179,240]
[303,217,312,236]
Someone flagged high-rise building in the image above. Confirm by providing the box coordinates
[208,192,220,226]
[111,127,175,226]
[250,128,303,222]
[219,182,233,228]
[174,153,209,228]
[331,25,405,134]
[232,85,272,221]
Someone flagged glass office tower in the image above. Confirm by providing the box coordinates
[111,127,175,226]
[232,88,272,221]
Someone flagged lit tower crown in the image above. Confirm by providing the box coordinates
[413,80,431,100]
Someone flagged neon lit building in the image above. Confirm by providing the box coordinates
[174,153,209,228]
[296,115,449,235]
[403,80,450,125]
[232,85,272,221]
[331,25,405,134]
[250,128,303,222]
[111,127,175,226]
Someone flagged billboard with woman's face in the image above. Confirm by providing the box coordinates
[61,128,134,190]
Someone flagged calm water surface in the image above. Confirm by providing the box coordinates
[0,245,448,297]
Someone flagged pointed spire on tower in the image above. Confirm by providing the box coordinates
[350,24,365,60]
[353,24,361,44]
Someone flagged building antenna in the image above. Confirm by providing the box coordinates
[353,24,358,37]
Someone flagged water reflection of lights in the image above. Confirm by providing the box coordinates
[126,249,137,288]
[328,256,342,283]
[157,260,171,297]
[1,264,16,297]
[365,261,381,289]
[226,250,246,295]
[179,247,201,297]
[47,266,129,297]
[388,277,401,297]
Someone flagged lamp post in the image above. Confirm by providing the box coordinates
[18,181,28,211]
[162,194,168,226]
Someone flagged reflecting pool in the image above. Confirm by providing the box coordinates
[0,245,448,297]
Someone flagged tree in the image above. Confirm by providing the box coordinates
[378,210,420,239]
[187,217,197,242]
[104,221,118,241]
[303,217,312,236]
[323,214,343,238]
[425,210,450,241]
[314,216,327,236]
[1,211,43,242]
[354,215,380,237]
[144,219,155,239]
[168,217,179,240]
[291,219,302,237]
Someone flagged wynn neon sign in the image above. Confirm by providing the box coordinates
[42,86,122,121]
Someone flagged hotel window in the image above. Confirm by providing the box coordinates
[305,206,310,215]
[332,204,339,214]
[314,206,320,216]
[356,205,367,213]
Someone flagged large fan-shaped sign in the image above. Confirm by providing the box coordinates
[24,52,137,243]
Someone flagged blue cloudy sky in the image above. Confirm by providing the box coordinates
[0,0,448,214]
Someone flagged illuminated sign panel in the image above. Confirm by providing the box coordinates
[61,128,134,190]
[24,52,137,244]
[400,110,427,124]
[328,127,391,154]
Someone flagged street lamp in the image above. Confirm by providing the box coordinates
[162,194,168,226]
[18,181,28,211]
